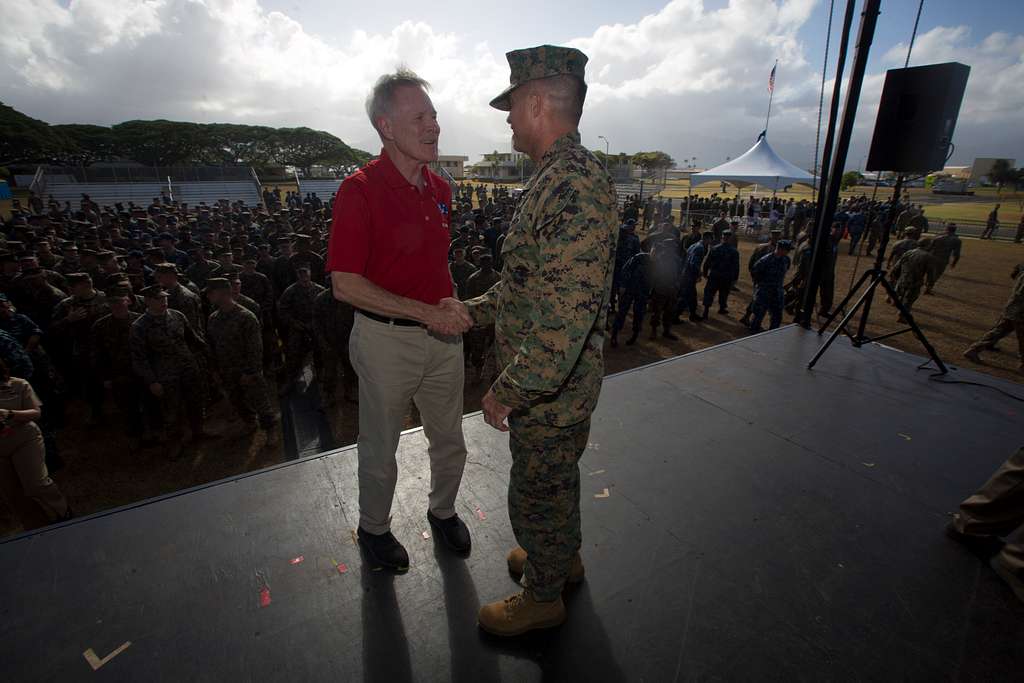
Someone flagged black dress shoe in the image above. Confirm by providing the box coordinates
[427,511,471,554]
[357,527,410,571]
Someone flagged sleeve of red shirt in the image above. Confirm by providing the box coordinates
[327,175,371,275]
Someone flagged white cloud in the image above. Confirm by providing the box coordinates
[0,0,1021,169]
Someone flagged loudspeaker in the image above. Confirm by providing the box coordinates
[865,62,970,173]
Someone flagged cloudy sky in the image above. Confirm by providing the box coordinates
[2,0,1022,171]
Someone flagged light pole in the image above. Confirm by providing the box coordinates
[597,135,609,168]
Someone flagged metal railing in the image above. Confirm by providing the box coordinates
[28,166,46,196]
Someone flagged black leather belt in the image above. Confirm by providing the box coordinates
[357,309,422,327]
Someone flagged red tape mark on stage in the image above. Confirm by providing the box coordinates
[337,563,348,574]
[82,641,131,671]
[259,587,271,608]
[476,507,486,521]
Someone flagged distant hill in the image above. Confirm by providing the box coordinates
[0,101,371,175]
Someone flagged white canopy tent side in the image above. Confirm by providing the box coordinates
[690,134,816,192]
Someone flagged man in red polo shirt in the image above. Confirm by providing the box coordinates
[328,69,473,571]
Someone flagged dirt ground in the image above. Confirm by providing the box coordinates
[2,236,1022,539]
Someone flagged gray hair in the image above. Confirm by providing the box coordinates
[366,67,431,132]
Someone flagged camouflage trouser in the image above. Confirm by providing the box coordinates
[953,446,1024,584]
[970,317,1024,360]
[223,371,273,422]
[153,365,204,436]
[465,325,495,370]
[284,327,316,381]
[508,414,591,602]
[649,290,677,331]
[750,285,784,330]
[314,332,356,401]
[895,283,922,311]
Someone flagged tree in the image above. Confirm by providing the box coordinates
[272,127,353,176]
[631,151,675,172]
[111,120,207,166]
[0,101,72,165]
[988,158,1020,192]
[51,124,119,165]
[840,170,863,191]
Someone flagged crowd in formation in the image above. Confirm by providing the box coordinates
[0,179,1019,534]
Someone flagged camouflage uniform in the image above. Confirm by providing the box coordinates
[465,131,618,601]
[165,284,204,336]
[462,266,501,372]
[892,245,935,311]
[966,264,1024,363]
[928,233,962,285]
[749,252,790,331]
[91,311,145,436]
[207,304,274,425]
[311,287,356,404]
[50,290,110,421]
[278,280,326,382]
[129,309,205,437]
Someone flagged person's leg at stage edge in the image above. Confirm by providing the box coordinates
[964,318,1024,372]
[478,415,589,636]
[947,446,1024,602]
[350,316,422,570]
[414,331,471,553]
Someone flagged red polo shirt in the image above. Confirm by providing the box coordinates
[327,150,453,305]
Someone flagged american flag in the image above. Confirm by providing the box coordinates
[768,63,777,93]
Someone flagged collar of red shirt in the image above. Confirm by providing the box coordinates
[376,149,435,191]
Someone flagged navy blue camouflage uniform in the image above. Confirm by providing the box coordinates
[612,252,651,338]
[749,252,791,331]
[702,241,740,313]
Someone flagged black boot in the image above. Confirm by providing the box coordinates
[610,333,619,348]
[358,527,410,571]
[626,331,639,345]
[662,327,679,341]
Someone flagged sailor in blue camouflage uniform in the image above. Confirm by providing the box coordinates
[610,248,652,347]
[676,231,713,323]
[701,230,740,318]
[749,240,794,332]
[462,45,618,636]
[611,220,641,315]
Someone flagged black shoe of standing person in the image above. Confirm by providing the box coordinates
[358,527,410,571]
[427,511,471,554]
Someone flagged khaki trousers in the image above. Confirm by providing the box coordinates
[953,446,1024,582]
[0,423,68,531]
[350,313,467,535]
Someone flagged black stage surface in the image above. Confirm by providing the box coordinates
[2,326,1023,682]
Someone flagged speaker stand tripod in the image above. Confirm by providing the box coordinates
[807,174,948,373]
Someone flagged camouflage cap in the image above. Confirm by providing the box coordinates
[489,44,588,111]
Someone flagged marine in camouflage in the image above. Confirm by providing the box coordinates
[465,121,617,601]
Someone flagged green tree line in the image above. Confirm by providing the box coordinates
[0,101,371,175]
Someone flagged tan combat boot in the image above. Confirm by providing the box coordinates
[507,546,585,584]
[962,346,982,363]
[478,590,566,637]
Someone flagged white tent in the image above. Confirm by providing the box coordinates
[691,134,816,191]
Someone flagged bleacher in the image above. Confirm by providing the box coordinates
[614,179,667,206]
[40,179,262,210]
[295,178,342,201]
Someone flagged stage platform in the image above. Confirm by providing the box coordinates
[2,326,1022,682]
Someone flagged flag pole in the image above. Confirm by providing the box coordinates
[765,60,778,133]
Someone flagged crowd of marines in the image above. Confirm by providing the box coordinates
[0,182,1018,487]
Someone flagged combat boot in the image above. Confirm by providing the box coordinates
[506,546,585,584]
[702,306,710,319]
[610,333,619,348]
[962,347,982,363]
[626,331,639,345]
[478,590,566,637]
[662,328,679,341]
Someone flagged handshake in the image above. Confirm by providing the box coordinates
[426,297,474,336]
